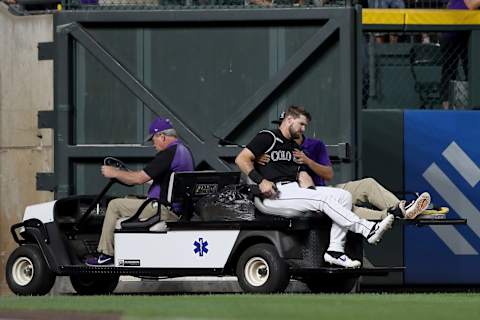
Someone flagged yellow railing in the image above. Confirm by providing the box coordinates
[363,9,480,26]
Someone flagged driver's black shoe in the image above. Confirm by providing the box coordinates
[85,254,114,266]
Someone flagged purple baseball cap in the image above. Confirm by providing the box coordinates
[145,117,173,141]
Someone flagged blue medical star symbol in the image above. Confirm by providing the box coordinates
[193,238,209,257]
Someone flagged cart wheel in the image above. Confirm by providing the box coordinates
[6,245,56,296]
[70,275,119,295]
[236,243,289,293]
[305,275,360,293]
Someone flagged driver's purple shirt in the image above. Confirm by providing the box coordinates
[300,136,331,187]
[143,140,194,208]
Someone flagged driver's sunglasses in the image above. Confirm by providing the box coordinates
[153,132,165,140]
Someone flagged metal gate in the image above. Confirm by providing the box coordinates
[37,8,359,198]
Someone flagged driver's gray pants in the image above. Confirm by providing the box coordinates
[97,198,178,256]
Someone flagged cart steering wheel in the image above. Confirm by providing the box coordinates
[103,157,129,171]
[103,157,133,186]
[72,157,131,236]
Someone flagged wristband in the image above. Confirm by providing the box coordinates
[248,169,264,184]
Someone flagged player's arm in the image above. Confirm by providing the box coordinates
[255,154,270,166]
[235,148,277,198]
[293,149,333,182]
[235,148,258,179]
[298,171,315,188]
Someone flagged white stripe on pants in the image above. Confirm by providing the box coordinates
[263,182,376,252]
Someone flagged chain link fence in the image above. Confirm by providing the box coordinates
[361,31,470,109]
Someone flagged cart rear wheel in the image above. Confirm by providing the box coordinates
[236,243,289,293]
[6,245,56,295]
[70,275,119,295]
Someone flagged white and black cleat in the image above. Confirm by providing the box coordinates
[367,214,394,245]
[324,251,362,269]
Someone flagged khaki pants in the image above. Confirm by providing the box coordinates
[97,198,179,256]
[335,178,400,220]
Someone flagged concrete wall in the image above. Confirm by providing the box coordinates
[0,4,53,295]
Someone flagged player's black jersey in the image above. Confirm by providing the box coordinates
[246,129,301,183]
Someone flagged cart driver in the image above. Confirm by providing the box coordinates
[86,117,194,266]
[235,105,394,268]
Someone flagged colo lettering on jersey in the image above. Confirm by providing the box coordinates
[270,150,293,162]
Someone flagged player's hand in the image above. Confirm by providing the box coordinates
[259,179,278,199]
[256,154,271,166]
[298,171,315,188]
[101,165,118,179]
[293,149,310,165]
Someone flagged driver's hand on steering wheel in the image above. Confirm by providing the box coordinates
[101,165,118,179]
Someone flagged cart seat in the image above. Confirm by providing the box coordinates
[253,197,318,218]
[116,197,165,231]
[116,216,166,231]
[115,217,128,229]
[246,177,322,219]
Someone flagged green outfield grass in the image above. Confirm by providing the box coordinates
[1,293,480,320]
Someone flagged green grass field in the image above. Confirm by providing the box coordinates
[1,294,480,320]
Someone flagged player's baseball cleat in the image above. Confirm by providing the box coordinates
[324,251,361,268]
[400,192,431,219]
[367,214,394,244]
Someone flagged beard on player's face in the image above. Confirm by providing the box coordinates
[288,124,302,139]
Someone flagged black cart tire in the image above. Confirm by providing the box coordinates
[236,243,289,293]
[305,275,360,293]
[6,245,56,296]
[70,275,119,295]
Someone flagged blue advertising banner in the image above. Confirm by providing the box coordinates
[404,111,480,284]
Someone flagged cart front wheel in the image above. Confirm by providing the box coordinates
[236,243,289,293]
[6,245,56,295]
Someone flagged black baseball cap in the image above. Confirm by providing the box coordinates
[271,111,285,125]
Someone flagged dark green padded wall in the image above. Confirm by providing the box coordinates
[361,109,404,285]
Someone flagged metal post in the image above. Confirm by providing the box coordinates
[469,30,480,109]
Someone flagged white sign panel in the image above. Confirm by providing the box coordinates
[115,230,240,268]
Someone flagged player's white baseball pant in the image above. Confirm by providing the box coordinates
[263,182,376,252]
